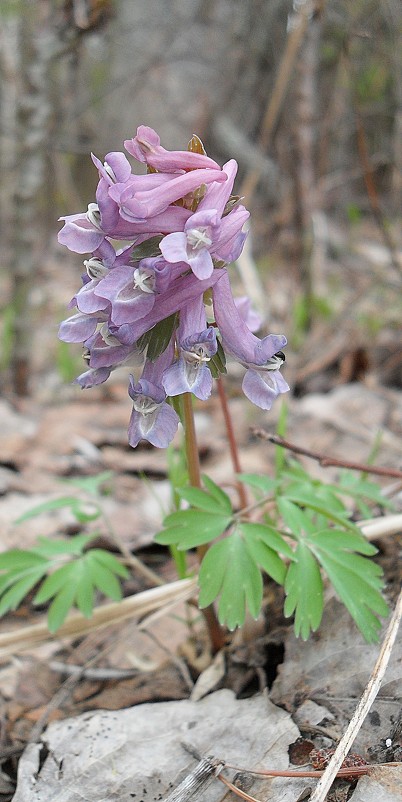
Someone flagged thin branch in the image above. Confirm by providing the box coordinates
[251,429,402,479]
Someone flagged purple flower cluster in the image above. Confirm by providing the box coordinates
[58,126,289,448]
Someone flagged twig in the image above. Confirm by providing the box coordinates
[307,585,402,802]
[49,661,140,680]
[251,429,402,479]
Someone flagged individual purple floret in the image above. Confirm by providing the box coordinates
[128,344,179,448]
[163,297,217,400]
[212,271,289,410]
[58,125,288,448]
[124,125,221,172]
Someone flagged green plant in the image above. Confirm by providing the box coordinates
[0,534,128,632]
[155,422,391,642]
[0,472,128,631]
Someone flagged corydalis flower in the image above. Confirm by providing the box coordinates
[57,125,288,448]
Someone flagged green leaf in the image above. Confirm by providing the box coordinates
[239,523,294,560]
[0,565,50,616]
[0,549,48,570]
[285,489,359,532]
[60,472,113,496]
[75,571,95,619]
[88,549,129,579]
[86,555,123,601]
[309,531,388,641]
[15,496,100,525]
[285,480,346,515]
[33,562,77,605]
[237,474,278,496]
[284,543,324,640]
[244,537,287,585]
[177,487,229,514]
[201,475,233,513]
[198,531,263,630]
[47,583,78,632]
[31,533,97,557]
[310,528,377,556]
[14,497,82,523]
[278,498,315,538]
[197,540,228,608]
[156,509,231,549]
[337,472,393,510]
[136,313,178,361]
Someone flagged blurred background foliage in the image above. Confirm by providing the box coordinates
[0,0,401,396]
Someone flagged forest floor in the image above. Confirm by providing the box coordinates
[0,219,401,802]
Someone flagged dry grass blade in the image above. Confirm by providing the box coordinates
[0,577,197,659]
[308,585,402,802]
[359,514,402,541]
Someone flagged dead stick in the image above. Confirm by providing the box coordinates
[308,586,402,802]
[251,429,402,479]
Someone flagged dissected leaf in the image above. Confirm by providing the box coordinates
[309,530,388,641]
[155,509,231,549]
[47,582,78,633]
[201,475,233,513]
[284,542,324,640]
[59,472,113,496]
[285,489,359,532]
[32,533,97,557]
[237,473,278,496]
[88,549,129,579]
[86,553,124,600]
[0,549,48,570]
[278,498,316,538]
[14,497,84,524]
[198,530,263,630]
[240,522,291,584]
[177,487,229,514]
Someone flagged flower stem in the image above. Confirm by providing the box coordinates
[216,376,248,509]
[182,392,225,653]
[182,392,202,489]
